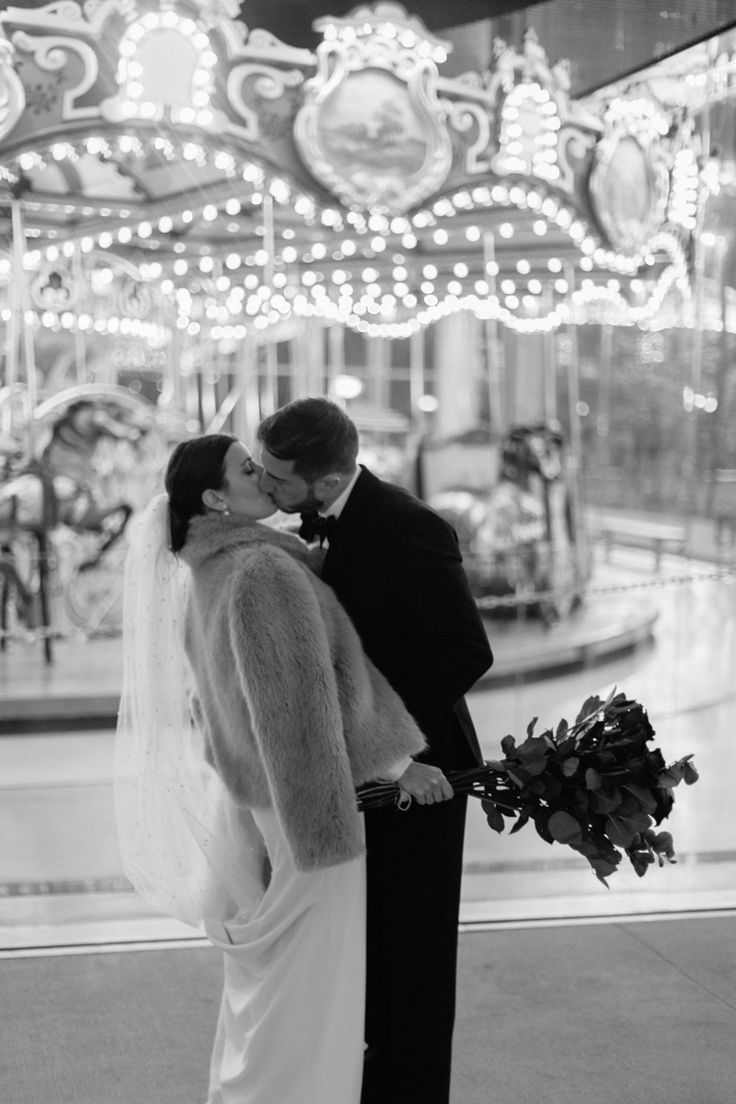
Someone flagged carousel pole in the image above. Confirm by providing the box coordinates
[237,332,261,446]
[261,194,277,416]
[597,322,613,474]
[169,312,184,413]
[409,326,425,414]
[11,197,38,450]
[483,231,505,435]
[563,262,587,587]
[543,286,557,423]
[72,247,87,385]
[409,326,427,497]
[11,195,51,661]
[685,66,713,519]
[4,194,24,394]
[327,323,345,396]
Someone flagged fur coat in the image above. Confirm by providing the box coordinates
[180,515,426,870]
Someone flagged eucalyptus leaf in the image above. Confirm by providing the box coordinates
[647,829,675,860]
[575,695,603,724]
[590,787,621,814]
[573,693,604,728]
[522,757,548,777]
[573,787,590,813]
[628,847,655,878]
[606,813,651,849]
[683,758,699,785]
[548,810,584,844]
[481,799,506,834]
[557,736,577,757]
[573,843,617,887]
[616,792,644,818]
[533,808,553,844]
[541,775,562,802]
[652,787,674,825]
[518,735,549,758]
[605,815,637,848]
[501,734,516,756]
[657,765,686,790]
[622,783,657,813]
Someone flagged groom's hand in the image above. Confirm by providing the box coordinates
[397,762,454,805]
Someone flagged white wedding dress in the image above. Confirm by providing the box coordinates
[114,495,367,1104]
[203,805,366,1104]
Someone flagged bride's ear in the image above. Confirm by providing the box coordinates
[202,488,227,512]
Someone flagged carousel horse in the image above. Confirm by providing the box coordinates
[0,399,144,656]
[0,440,40,632]
[481,423,576,621]
[431,423,576,621]
[37,399,139,570]
[494,423,573,547]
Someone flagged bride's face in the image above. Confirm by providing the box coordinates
[215,442,276,520]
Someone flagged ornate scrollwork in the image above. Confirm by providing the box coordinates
[31,262,79,311]
[32,2,86,22]
[556,126,592,196]
[589,98,671,252]
[485,30,571,188]
[446,100,493,175]
[12,31,98,120]
[0,36,24,142]
[228,64,303,143]
[294,4,453,214]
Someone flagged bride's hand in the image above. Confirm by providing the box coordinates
[397,762,454,805]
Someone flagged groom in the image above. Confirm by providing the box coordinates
[257,397,493,1104]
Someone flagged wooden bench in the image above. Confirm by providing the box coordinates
[588,514,687,571]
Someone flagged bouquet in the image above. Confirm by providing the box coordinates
[357,690,698,884]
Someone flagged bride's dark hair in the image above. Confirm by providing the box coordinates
[165,434,236,552]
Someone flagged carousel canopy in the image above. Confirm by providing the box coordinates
[240,0,551,50]
[0,0,729,351]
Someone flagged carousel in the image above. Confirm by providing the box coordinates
[0,0,730,656]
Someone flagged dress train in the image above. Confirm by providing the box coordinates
[204,806,366,1104]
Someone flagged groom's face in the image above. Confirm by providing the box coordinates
[258,448,325,514]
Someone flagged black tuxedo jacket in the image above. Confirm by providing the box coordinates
[322,467,493,770]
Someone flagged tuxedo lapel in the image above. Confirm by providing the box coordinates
[322,466,378,584]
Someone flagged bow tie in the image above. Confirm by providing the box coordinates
[299,512,337,546]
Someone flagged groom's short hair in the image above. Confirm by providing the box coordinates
[257,397,359,481]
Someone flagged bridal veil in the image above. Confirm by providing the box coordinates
[114,493,264,927]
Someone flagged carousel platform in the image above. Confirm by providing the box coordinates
[478,581,658,687]
[0,547,684,729]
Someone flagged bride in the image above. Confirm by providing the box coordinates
[114,433,426,1104]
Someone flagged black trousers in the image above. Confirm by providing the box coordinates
[360,794,468,1104]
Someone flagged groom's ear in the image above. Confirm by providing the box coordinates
[314,473,342,495]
